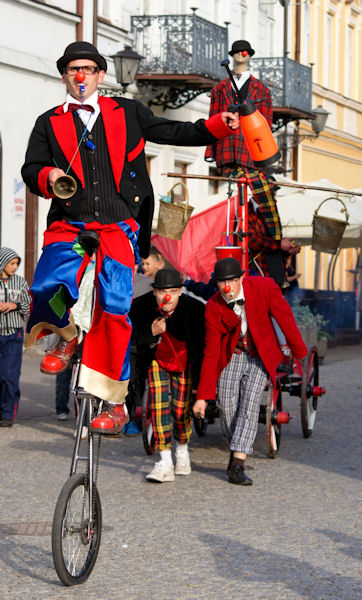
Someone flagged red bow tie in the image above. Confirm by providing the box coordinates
[68,103,94,113]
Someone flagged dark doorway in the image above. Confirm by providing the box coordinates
[25,188,38,286]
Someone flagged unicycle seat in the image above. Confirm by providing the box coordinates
[77,230,99,257]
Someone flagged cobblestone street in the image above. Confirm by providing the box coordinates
[0,344,361,600]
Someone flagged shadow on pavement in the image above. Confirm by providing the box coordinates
[200,532,361,599]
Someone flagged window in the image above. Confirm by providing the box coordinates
[208,166,219,196]
[98,0,111,19]
[325,14,333,88]
[302,1,311,65]
[345,26,353,97]
[174,161,187,188]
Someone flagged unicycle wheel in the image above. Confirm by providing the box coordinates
[52,473,102,586]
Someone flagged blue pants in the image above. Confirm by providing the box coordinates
[0,329,24,421]
[55,369,72,415]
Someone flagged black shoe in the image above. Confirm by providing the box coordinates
[0,419,13,427]
[227,464,253,485]
[227,451,233,473]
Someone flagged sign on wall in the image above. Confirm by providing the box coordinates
[13,178,25,218]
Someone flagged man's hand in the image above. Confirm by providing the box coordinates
[48,168,66,188]
[192,399,207,419]
[151,316,166,336]
[281,238,301,255]
[221,111,240,130]
[0,302,17,314]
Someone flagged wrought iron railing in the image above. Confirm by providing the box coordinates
[131,14,228,81]
[250,57,312,113]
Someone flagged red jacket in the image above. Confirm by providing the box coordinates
[205,75,272,169]
[197,276,307,400]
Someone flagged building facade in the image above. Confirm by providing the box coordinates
[0,0,360,297]
[0,0,285,282]
[291,0,362,293]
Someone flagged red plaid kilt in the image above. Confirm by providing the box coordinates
[247,206,283,278]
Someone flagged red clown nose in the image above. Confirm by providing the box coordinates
[163,293,172,303]
[75,71,86,82]
[242,50,248,56]
[223,285,231,293]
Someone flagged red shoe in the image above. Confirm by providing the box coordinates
[91,403,129,435]
[40,334,80,375]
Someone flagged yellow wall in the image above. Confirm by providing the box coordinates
[292,0,362,292]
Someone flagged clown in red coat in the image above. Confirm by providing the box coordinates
[194,258,307,486]
[21,41,239,436]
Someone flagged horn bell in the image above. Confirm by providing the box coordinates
[52,175,77,200]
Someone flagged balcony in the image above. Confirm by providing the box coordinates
[250,57,313,129]
[131,13,228,109]
[130,14,313,124]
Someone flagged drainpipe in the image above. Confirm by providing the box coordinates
[76,0,83,41]
[93,0,98,46]
[292,0,301,180]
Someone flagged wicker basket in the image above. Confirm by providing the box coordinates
[312,197,349,255]
[156,183,194,240]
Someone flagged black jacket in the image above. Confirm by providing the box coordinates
[129,292,205,388]
[22,96,228,257]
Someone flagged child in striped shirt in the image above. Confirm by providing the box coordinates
[0,248,31,426]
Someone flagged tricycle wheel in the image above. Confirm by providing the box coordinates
[142,384,155,455]
[301,348,319,438]
[266,382,283,459]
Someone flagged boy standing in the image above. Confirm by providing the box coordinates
[130,269,205,482]
[0,248,31,426]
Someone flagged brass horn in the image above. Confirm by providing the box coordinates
[52,175,77,200]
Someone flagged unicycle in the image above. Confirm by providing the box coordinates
[51,230,103,585]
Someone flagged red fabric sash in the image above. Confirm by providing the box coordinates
[155,331,188,373]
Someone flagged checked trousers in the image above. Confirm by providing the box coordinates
[231,166,281,241]
[217,352,268,455]
[148,360,192,451]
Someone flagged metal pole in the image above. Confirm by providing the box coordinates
[164,172,362,196]
[314,251,320,291]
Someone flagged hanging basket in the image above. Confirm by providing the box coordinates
[312,197,349,255]
[156,182,194,240]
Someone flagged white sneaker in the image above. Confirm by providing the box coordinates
[57,412,68,421]
[146,461,175,483]
[73,426,88,440]
[175,453,191,476]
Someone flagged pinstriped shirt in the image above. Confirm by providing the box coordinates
[0,275,31,335]
[72,113,131,224]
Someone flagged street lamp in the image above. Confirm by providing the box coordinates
[111,46,144,93]
[311,105,330,136]
[277,105,330,151]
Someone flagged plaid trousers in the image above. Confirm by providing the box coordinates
[148,360,192,451]
[231,166,281,241]
[217,352,268,455]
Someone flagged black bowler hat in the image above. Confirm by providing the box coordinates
[214,258,244,281]
[153,269,183,289]
[229,40,255,57]
[57,41,108,74]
